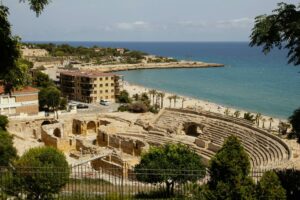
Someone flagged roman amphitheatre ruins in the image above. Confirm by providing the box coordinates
[8,108,300,177]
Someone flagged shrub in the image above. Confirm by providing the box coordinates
[117,90,131,103]
[128,102,148,113]
[118,104,129,112]
[276,169,300,200]
[10,147,70,200]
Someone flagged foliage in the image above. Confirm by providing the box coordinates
[0,5,20,83]
[38,86,61,111]
[250,2,300,66]
[20,0,50,16]
[276,169,300,200]
[33,70,54,88]
[244,112,255,122]
[206,135,255,200]
[289,107,300,142]
[7,147,69,200]
[128,101,148,113]
[256,171,286,200]
[0,130,17,166]
[0,115,9,131]
[117,90,131,103]
[134,143,205,196]
[59,97,68,110]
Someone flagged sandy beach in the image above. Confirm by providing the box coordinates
[123,81,287,132]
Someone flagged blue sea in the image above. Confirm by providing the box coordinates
[36,41,300,119]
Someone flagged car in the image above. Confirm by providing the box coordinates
[76,104,89,109]
[100,100,110,106]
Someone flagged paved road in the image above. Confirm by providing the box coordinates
[69,100,120,114]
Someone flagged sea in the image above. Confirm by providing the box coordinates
[34,41,300,119]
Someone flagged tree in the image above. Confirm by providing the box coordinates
[116,90,131,103]
[140,92,150,107]
[256,171,286,200]
[158,92,165,108]
[0,130,17,166]
[134,143,205,197]
[289,107,300,142]
[8,147,69,200]
[262,118,266,129]
[234,110,241,118]
[133,93,139,101]
[181,97,186,108]
[33,71,54,88]
[206,135,255,200]
[148,89,157,105]
[39,86,62,118]
[173,95,179,108]
[255,113,262,127]
[128,101,148,113]
[244,112,255,122]
[168,96,173,108]
[276,169,300,200]
[0,115,9,131]
[269,117,274,130]
[250,2,300,66]
[224,108,230,116]
[0,0,50,90]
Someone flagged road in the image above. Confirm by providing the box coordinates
[69,100,120,114]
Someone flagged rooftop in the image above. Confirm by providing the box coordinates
[0,86,39,95]
[60,70,119,78]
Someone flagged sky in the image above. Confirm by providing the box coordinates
[3,0,299,42]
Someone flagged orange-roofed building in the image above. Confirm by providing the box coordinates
[0,86,39,116]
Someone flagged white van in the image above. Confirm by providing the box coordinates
[100,100,110,106]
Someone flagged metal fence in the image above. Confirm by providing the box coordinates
[0,165,272,200]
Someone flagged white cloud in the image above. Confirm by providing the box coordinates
[116,21,150,30]
[177,21,207,28]
[216,18,253,28]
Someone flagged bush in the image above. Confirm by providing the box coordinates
[289,107,300,142]
[0,115,9,130]
[10,147,70,200]
[128,102,148,113]
[118,104,129,112]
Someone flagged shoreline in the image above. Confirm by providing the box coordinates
[123,81,287,131]
[75,61,224,73]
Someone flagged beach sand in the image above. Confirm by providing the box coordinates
[123,81,287,132]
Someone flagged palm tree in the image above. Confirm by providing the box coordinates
[181,98,186,108]
[224,108,230,116]
[173,95,179,108]
[233,110,241,118]
[158,92,165,108]
[133,93,139,101]
[148,89,157,105]
[268,117,274,130]
[155,95,160,107]
[261,118,266,129]
[167,96,173,108]
[255,113,262,127]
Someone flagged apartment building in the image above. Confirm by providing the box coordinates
[59,71,123,103]
[0,86,39,116]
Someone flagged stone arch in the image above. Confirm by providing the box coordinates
[183,122,203,137]
[53,128,62,138]
[41,120,51,126]
[87,121,96,134]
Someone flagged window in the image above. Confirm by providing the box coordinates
[105,83,108,86]
[105,96,108,99]
[105,77,108,80]
[100,78,102,81]
[100,84,103,87]
[100,90,103,94]
[111,89,114,92]
[111,77,114,80]
[10,107,16,114]
[94,84,97,87]
[94,91,97,94]
[105,90,108,93]
[111,83,114,86]
[111,95,115,98]
[2,97,8,104]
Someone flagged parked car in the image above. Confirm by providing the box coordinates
[100,100,110,106]
[76,104,89,109]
